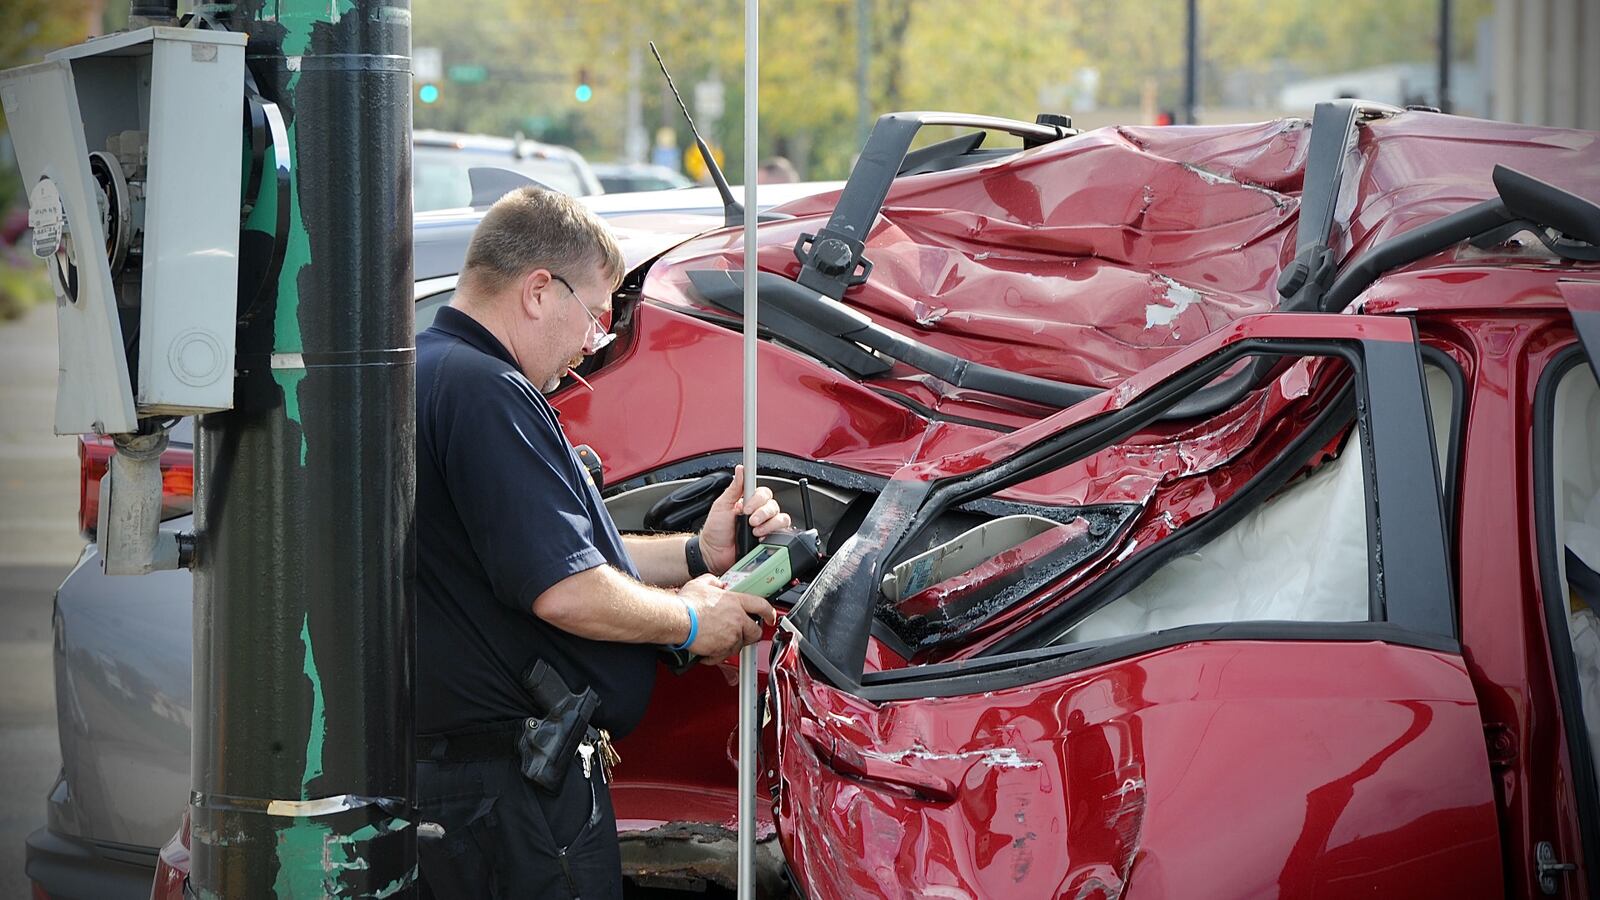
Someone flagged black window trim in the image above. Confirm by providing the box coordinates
[1532,344,1600,892]
[792,328,1458,700]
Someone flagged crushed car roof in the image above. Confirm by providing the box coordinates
[647,110,1599,390]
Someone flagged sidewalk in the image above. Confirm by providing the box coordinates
[0,299,83,569]
[0,300,77,900]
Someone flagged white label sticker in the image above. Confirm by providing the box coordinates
[28,178,64,259]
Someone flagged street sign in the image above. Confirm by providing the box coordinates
[448,64,487,84]
[694,79,725,123]
[414,46,441,83]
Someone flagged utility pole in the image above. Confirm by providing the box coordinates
[856,0,872,148]
[190,0,416,892]
[626,40,647,163]
[1183,0,1199,124]
[1437,0,1452,113]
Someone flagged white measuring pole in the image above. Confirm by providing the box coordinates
[736,0,760,896]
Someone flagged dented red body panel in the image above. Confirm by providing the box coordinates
[773,638,1502,899]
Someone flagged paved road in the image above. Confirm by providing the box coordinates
[0,566,71,900]
[1,301,83,897]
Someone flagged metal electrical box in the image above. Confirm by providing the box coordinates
[0,27,246,435]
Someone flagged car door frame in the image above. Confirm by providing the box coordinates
[1531,296,1600,895]
[785,310,1458,701]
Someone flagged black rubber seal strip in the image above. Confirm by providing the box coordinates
[849,622,1461,702]
[1532,345,1600,893]
[865,387,1015,434]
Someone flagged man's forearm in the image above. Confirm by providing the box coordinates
[622,532,692,587]
[532,564,692,645]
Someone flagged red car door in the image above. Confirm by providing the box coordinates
[771,312,1503,899]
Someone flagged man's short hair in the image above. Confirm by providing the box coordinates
[460,187,625,295]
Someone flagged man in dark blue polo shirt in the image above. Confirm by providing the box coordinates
[413,187,785,899]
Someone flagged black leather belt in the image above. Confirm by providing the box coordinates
[416,719,527,763]
[416,720,604,765]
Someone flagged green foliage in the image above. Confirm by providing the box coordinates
[0,0,96,213]
[0,245,53,321]
[412,0,1486,183]
[0,0,94,319]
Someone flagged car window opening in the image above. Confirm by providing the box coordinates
[845,352,1363,660]
[1058,426,1369,644]
[1053,359,1459,646]
[1550,360,1600,778]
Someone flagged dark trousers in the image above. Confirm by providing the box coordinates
[415,752,623,900]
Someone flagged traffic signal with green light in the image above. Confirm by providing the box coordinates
[575,67,592,103]
[418,83,439,104]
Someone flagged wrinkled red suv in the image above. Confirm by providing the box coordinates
[140,103,1597,898]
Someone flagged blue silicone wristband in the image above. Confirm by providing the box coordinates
[670,599,699,651]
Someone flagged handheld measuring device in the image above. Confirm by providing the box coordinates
[720,527,823,599]
[721,477,825,600]
[663,481,825,670]
[663,527,821,672]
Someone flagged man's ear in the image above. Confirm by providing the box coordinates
[521,268,553,319]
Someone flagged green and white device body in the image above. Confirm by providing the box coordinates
[721,528,823,599]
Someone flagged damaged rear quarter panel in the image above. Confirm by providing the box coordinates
[773,638,1501,899]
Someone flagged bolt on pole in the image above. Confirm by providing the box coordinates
[189,0,416,893]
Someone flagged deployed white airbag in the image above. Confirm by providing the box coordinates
[1553,363,1600,778]
[1064,438,1370,643]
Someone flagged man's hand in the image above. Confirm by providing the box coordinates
[678,574,777,661]
[698,464,793,575]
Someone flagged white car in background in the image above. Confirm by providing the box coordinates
[413,129,603,210]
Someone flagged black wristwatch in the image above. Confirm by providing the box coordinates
[684,534,710,578]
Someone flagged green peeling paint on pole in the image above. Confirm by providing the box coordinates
[240,121,310,463]
[271,818,338,897]
[298,613,327,792]
[240,0,359,465]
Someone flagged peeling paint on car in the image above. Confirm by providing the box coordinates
[1144,275,1202,329]
[860,743,1044,770]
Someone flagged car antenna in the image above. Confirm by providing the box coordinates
[796,477,815,532]
[649,41,744,228]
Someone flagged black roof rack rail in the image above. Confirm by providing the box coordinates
[1276,99,1405,312]
[689,268,1097,408]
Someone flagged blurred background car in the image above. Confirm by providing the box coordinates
[591,162,694,193]
[413,129,602,210]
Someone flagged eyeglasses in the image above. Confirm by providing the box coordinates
[551,274,616,354]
